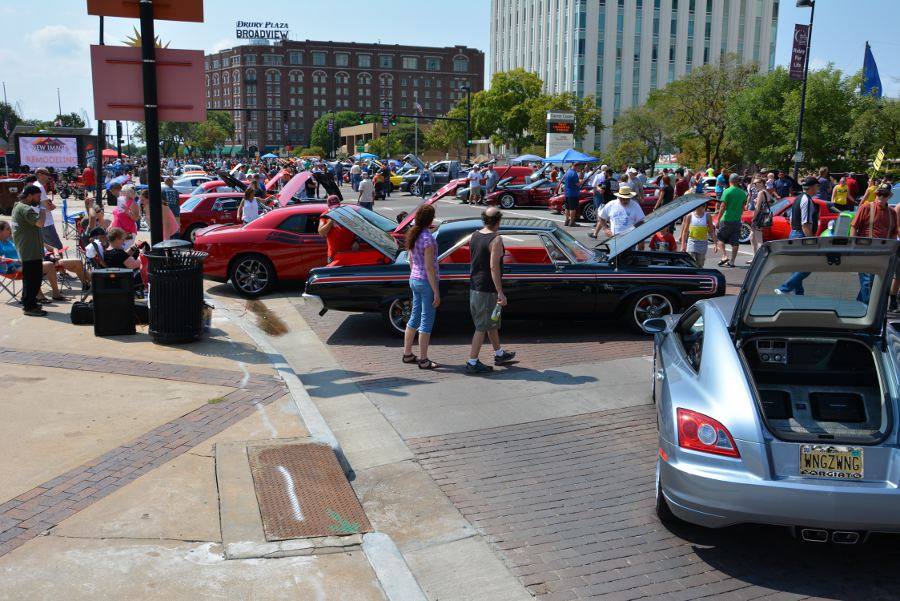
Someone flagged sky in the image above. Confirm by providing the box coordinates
[0,0,896,125]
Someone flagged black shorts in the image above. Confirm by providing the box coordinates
[717,221,741,246]
[564,196,580,211]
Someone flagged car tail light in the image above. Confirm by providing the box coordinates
[677,408,740,458]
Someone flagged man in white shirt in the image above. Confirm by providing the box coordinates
[595,184,645,238]
[34,168,63,249]
[467,168,482,204]
[357,172,375,210]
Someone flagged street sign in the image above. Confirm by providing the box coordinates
[87,0,204,22]
[90,45,206,122]
[382,114,389,128]
[874,147,885,171]
[790,24,810,80]
[792,151,804,163]
[356,142,365,153]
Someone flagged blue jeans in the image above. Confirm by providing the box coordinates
[407,278,436,334]
[777,230,810,294]
[592,192,603,212]
[858,273,874,304]
[350,174,361,191]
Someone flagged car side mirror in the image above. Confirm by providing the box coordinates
[642,317,668,334]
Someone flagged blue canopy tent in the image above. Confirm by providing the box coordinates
[510,154,543,164]
[542,149,597,164]
[354,152,378,159]
[260,152,279,159]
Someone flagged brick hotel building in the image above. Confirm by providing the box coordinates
[204,40,484,153]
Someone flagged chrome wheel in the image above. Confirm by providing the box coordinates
[386,298,412,335]
[582,202,599,223]
[739,222,752,244]
[499,194,516,209]
[232,257,272,296]
[632,293,674,333]
[409,182,421,196]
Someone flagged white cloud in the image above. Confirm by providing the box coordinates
[210,38,235,54]
[25,26,94,57]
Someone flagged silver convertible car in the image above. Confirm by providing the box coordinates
[647,236,900,543]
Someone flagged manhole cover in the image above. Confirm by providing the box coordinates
[248,443,372,541]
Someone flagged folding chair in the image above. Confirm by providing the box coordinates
[0,260,22,305]
[61,197,86,241]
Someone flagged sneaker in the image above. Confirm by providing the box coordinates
[773,288,786,296]
[23,308,47,317]
[494,350,517,365]
[465,360,494,374]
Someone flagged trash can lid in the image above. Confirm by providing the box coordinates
[92,268,134,275]
[152,239,193,251]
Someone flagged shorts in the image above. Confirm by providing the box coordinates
[470,289,499,332]
[717,221,741,246]
[564,195,579,211]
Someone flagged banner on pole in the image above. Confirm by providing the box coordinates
[790,24,810,81]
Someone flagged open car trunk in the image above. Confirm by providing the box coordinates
[731,237,899,445]
[740,336,891,444]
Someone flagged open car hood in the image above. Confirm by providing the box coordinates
[394,181,460,233]
[327,205,400,261]
[216,170,247,192]
[228,164,243,176]
[402,154,426,171]
[265,169,288,192]
[278,172,312,207]
[603,194,708,261]
[730,237,899,340]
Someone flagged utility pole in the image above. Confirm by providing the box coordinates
[413,92,418,157]
[116,121,123,159]
[793,0,816,181]
[56,88,63,117]
[94,17,105,203]
[462,84,472,163]
[139,0,163,245]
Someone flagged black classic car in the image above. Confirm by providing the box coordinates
[303,194,725,334]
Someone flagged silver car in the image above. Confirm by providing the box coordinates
[647,237,900,543]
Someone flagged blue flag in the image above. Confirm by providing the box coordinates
[863,42,882,98]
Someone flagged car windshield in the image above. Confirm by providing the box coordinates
[554,228,595,263]
[770,198,792,215]
[524,179,549,190]
[180,195,205,212]
[189,184,209,196]
[750,271,874,319]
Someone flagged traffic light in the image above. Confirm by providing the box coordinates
[389,114,398,126]
[357,113,366,125]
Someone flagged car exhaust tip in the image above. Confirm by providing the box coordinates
[800,528,828,543]
[832,531,861,544]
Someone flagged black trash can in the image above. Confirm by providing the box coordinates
[147,239,208,344]
[92,268,136,337]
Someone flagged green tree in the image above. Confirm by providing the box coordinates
[608,101,670,171]
[654,55,756,167]
[54,112,86,128]
[475,69,544,151]
[0,102,21,139]
[186,111,234,155]
[311,110,369,156]
[424,102,468,159]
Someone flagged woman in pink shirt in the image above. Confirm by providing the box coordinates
[110,185,140,248]
[139,189,179,241]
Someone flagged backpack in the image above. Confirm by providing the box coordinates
[70,301,94,325]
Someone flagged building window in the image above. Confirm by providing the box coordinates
[312,52,326,66]
[212,59,220,69]
[262,54,283,66]
[232,56,241,66]
[425,57,440,71]
[358,54,372,68]
[289,51,302,65]
[312,70,327,84]
[453,56,469,72]
[335,52,349,67]
[402,56,418,70]
[245,55,257,65]
[379,55,393,69]
[358,72,372,86]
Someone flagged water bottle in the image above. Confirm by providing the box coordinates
[490,303,502,322]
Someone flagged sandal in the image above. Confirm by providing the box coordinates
[402,353,418,364]
[726,262,736,268]
[52,295,70,302]
[717,258,729,267]
[418,359,439,370]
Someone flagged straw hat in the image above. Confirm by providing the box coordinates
[615,184,637,199]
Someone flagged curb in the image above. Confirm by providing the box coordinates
[216,301,428,601]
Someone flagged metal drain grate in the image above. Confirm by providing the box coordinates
[248,443,372,541]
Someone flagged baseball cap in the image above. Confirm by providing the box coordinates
[728,173,740,183]
[88,227,107,237]
[600,164,609,171]
[801,176,818,188]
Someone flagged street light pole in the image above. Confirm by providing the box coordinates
[94,16,105,203]
[792,0,815,181]
[462,85,472,163]
[139,0,163,246]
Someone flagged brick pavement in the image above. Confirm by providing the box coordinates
[296,304,651,391]
[410,405,900,601]
[0,348,286,559]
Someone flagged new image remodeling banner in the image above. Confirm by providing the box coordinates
[17,136,79,169]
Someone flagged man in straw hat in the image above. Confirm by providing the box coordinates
[590,183,645,240]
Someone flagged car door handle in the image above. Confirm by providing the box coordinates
[654,369,665,382]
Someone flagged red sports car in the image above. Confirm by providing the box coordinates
[178,192,246,241]
[549,184,658,222]
[193,204,399,297]
[713,196,838,244]
[486,178,561,209]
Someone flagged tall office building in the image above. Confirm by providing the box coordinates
[491,0,779,150]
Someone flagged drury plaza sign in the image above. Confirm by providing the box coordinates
[235,21,290,40]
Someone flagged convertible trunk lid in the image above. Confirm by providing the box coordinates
[730,237,899,341]
[603,193,709,260]
[327,205,400,262]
